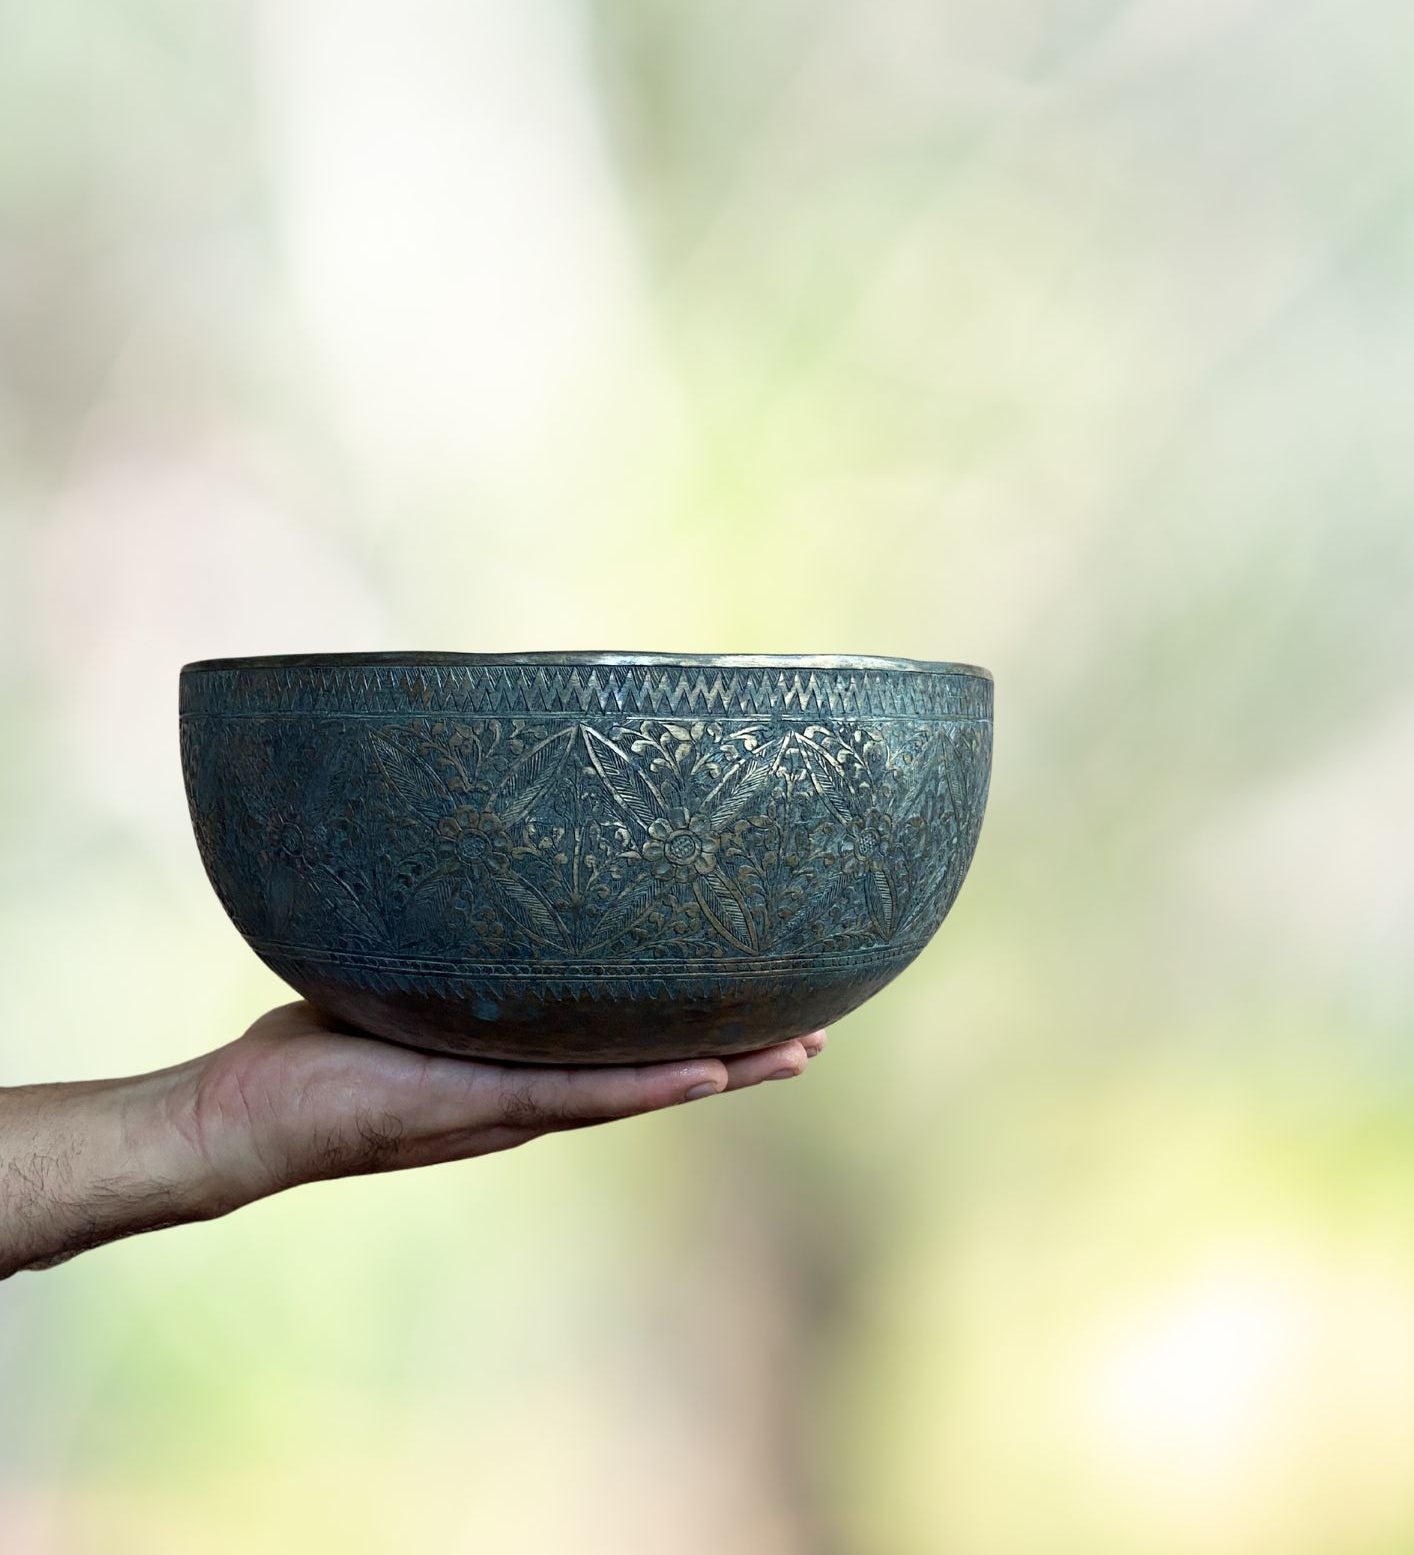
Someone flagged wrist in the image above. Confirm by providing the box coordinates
[0,1065,245,1279]
[113,1062,253,1221]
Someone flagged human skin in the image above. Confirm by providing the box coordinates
[0,1002,826,1279]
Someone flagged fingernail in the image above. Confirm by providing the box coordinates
[766,1067,799,1081]
[802,1034,826,1056]
[684,1081,720,1102]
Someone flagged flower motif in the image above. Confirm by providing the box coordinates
[436,807,513,875]
[264,814,330,868]
[840,808,893,876]
[641,807,720,882]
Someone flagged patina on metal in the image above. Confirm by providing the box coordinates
[180,652,993,1063]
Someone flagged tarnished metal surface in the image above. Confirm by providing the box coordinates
[180,654,993,1063]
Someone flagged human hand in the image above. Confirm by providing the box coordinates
[0,1002,826,1278]
[179,1002,825,1205]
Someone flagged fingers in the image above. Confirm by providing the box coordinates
[487,1056,732,1131]
[222,1008,833,1185]
[718,1030,825,1091]
[488,1029,831,1131]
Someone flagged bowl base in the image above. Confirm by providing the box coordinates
[270,956,916,1065]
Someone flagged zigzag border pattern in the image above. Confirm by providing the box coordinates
[181,662,993,723]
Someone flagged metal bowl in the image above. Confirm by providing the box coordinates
[180,653,992,1063]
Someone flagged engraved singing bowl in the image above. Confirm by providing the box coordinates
[180,653,993,1064]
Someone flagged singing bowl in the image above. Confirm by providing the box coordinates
[180,653,993,1063]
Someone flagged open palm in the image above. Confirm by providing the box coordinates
[181,1002,826,1207]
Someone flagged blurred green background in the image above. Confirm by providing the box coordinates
[3,1,1413,1551]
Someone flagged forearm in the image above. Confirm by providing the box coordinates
[0,1003,823,1277]
[0,1068,226,1279]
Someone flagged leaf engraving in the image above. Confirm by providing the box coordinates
[582,876,659,955]
[793,733,854,820]
[694,868,758,953]
[496,725,576,825]
[864,860,896,939]
[582,726,667,833]
[397,872,457,948]
[369,729,455,824]
[312,865,387,942]
[267,859,297,937]
[487,869,568,950]
[701,737,783,830]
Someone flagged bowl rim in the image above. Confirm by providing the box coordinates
[181,650,992,680]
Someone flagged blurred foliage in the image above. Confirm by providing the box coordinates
[2,1,1413,1552]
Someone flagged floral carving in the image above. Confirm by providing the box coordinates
[642,810,720,881]
[180,660,991,1058]
[183,705,989,975]
[436,807,513,873]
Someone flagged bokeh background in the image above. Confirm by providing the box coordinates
[3,1,1413,1551]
